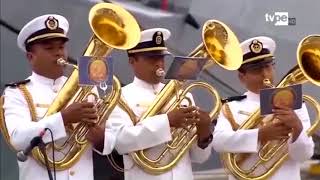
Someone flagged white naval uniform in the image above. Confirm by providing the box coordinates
[104,77,212,180]
[213,91,314,180]
[3,72,94,180]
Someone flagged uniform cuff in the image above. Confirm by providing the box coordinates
[41,112,67,143]
[103,128,117,155]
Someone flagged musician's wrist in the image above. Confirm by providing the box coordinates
[258,127,266,142]
[291,124,303,142]
[92,141,104,152]
[61,111,70,125]
[197,133,213,149]
[293,120,303,131]
[197,126,211,140]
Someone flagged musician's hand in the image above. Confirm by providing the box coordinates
[272,105,303,142]
[258,121,292,143]
[61,102,97,124]
[195,109,213,141]
[86,125,105,151]
[167,106,197,128]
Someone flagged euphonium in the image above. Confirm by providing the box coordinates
[222,34,320,180]
[0,3,140,170]
[131,19,243,174]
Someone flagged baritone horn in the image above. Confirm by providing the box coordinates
[131,19,243,174]
[222,34,320,180]
[0,2,140,171]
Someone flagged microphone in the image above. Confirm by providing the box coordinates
[17,129,47,162]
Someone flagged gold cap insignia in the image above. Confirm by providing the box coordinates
[155,31,163,45]
[45,16,59,30]
[250,40,263,54]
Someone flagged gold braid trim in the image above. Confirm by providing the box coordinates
[0,85,37,152]
[0,96,16,151]
[222,103,240,130]
[17,85,37,121]
[221,103,249,167]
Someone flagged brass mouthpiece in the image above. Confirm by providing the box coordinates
[263,79,274,88]
[156,68,165,77]
[57,58,77,69]
[56,58,68,66]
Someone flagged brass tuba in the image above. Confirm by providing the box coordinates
[0,3,141,170]
[222,34,320,180]
[131,19,243,174]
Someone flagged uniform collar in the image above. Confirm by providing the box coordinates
[31,72,66,86]
[244,90,260,102]
[133,76,163,93]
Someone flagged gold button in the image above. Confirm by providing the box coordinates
[70,170,75,176]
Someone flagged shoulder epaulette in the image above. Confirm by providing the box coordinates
[221,95,247,104]
[5,79,31,87]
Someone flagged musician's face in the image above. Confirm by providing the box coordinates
[129,54,165,84]
[239,62,275,94]
[26,38,68,79]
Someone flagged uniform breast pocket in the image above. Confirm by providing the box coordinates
[34,103,50,119]
[236,110,252,125]
[133,101,153,117]
[36,107,47,119]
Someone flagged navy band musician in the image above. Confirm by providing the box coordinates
[1,14,106,180]
[101,28,214,180]
[212,36,314,180]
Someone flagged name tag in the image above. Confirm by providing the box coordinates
[136,101,152,108]
[238,110,251,116]
[35,103,50,108]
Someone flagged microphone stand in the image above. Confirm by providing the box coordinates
[38,140,54,180]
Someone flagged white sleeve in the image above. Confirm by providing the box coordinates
[3,88,67,151]
[213,108,259,153]
[102,123,118,155]
[106,105,172,155]
[288,103,314,162]
[189,140,213,163]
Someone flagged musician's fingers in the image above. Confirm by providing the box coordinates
[86,94,97,103]
[81,102,95,108]
[272,109,291,115]
[83,108,97,114]
[187,118,200,125]
[180,106,197,113]
[273,104,292,111]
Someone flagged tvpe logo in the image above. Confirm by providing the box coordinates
[265,12,296,26]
